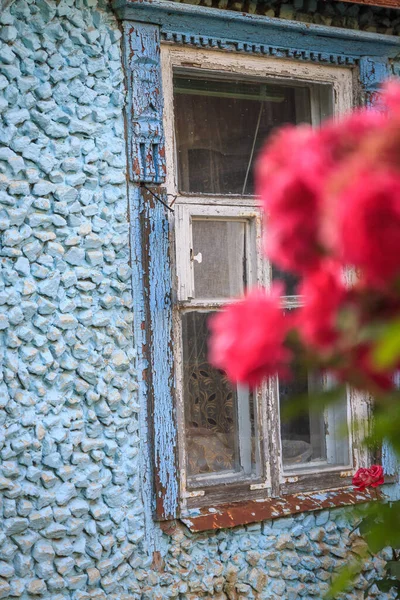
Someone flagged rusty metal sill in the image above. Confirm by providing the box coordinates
[180,487,381,532]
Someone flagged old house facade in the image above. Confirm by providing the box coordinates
[0,0,400,598]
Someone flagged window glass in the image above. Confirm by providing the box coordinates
[174,74,331,195]
[192,219,246,299]
[182,311,259,481]
[271,264,300,296]
[279,369,349,470]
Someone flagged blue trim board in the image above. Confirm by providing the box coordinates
[114,0,400,62]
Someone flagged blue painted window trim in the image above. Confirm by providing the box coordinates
[115,0,400,64]
[120,0,400,521]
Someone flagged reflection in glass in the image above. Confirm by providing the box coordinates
[182,311,259,479]
[279,369,349,469]
[174,75,314,195]
[192,219,246,299]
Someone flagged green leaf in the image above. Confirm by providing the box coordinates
[324,561,363,599]
[387,561,400,579]
[373,319,400,369]
[376,578,400,592]
[357,501,400,554]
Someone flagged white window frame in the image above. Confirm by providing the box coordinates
[161,44,370,509]
[174,204,270,497]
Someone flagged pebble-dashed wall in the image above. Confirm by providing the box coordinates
[0,0,398,598]
[0,0,144,597]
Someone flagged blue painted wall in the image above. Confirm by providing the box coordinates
[0,0,398,598]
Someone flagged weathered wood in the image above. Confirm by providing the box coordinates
[115,0,400,64]
[123,22,166,184]
[359,56,391,105]
[124,21,179,520]
[122,4,399,526]
[140,188,179,520]
[181,488,381,532]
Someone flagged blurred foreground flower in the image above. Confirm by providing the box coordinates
[208,79,400,600]
[208,286,293,387]
[209,80,400,395]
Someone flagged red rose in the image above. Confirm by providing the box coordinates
[256,125,328,274]
[352,465,384,491]
[334,169,400,288]
[208,286,293,387]
[320,108,386,164]
[297,261,347,352]
[256,109,387,277]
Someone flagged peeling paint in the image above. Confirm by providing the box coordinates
[144,190,179,519]
[382,439,399,478]
[181,488,381,532]
[359,56,391,105]
[114,0,400,64]
[124,22,178,520]
[124,22,166,183]
[128,185,156,546]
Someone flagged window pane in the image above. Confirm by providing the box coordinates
[271,264,300,297]
[174,74,332,195]
[192,219,246,299]
[182,311,259,480]
[279,369,349,469]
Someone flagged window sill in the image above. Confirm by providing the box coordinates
[179,487,381,532]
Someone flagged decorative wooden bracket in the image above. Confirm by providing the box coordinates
[123,22,166,184]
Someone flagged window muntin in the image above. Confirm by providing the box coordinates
[162,46,358,508]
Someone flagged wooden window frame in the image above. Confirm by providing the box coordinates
[162,45,374,519]
[174,204,270,503]
[119,0,400,526]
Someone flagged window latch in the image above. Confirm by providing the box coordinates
[191,251,202,264]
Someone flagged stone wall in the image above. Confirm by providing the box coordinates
[0,0,398,598]
[0,0,144,597]
[144,508,398,599]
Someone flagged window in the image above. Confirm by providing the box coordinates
[162,46,369,514]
